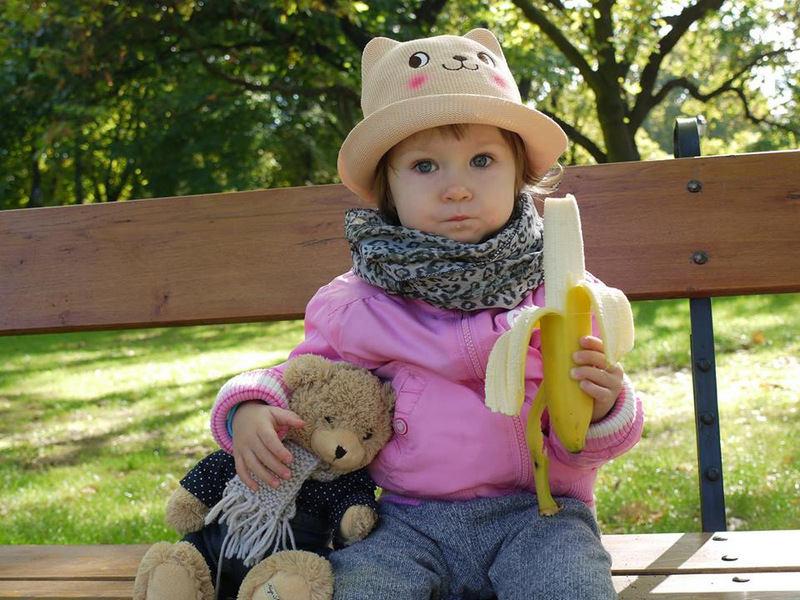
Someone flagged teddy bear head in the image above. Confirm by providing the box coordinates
[282,355,395,476]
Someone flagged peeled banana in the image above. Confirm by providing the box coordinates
[485,194,634,515]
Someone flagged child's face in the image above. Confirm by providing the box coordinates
[385,124,517,244]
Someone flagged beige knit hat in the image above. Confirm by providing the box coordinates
[337,28,568,202]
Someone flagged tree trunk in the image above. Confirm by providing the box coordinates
[594,69,640,163]
[27,155,44,208]
[596,93,640,163]
[74,138,84,204]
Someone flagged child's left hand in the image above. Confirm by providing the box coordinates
[570,336,625,423]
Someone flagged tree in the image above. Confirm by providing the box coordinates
[1,0,797,208]
[159,0,800,164]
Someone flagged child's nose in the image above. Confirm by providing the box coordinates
[442,183,472,203]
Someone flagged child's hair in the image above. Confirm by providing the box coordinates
[373,124,563,225]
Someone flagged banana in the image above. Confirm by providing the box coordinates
[485,194,634,515]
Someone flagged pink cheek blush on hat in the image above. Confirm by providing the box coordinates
[408,74,430,91]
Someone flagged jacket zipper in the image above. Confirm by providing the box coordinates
[461,312,533,489]
[513,415,533,489]
[460,313,484,381]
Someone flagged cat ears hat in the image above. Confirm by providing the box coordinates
[337,28,568,202]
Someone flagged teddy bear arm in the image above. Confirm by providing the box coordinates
[167,450,237,534]
[328,469,380,548]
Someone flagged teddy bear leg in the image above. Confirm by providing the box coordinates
[237,550,334,600]
[133,541,215,600]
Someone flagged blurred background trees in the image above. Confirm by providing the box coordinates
[1,0,798,210]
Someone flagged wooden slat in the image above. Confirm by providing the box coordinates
[2,534,799,579]
[615,573,800,599]
[0,580,134,599]
[3,575,799,600]
[564,150,800,301]
[4,576,800,600]
[0,184,354,335]
[1,536,799,599]
[1,151,798,335]
[0,545,149,580]
[605,531,800,575]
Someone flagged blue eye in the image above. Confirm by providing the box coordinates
[414,160,436,173]
[471,154,493,168]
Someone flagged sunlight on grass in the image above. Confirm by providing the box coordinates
[0,321,304,543]
[1,294,798,542]
[596,294,800,533]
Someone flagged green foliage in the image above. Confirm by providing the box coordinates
[0,294,798,542]
[596,293,800,533]
[1,0,798,208]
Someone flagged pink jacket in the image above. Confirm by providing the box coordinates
[211,271,643,507]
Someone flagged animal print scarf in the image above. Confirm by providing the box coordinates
[345,194,544,311]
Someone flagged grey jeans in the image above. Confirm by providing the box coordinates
[329,494,615,600]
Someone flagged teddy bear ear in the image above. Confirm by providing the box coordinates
[283,354,334,390]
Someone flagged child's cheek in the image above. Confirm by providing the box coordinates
[407,74,429,91]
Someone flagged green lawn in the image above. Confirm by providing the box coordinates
[1,295,798,543]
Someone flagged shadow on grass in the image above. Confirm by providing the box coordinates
[2,406,212,472]
[0,375,228,438]
[0,320,303,381]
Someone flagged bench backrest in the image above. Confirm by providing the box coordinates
[2,150,798,336]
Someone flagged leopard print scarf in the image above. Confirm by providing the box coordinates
[345,194,543,311]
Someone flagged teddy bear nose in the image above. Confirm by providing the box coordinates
[453,55,467,62]
[335,446,347,460]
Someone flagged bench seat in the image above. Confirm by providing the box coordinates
[2,531,800,598]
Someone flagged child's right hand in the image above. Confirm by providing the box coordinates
[231,401,306,491]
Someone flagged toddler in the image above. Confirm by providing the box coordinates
[212,29,643,599]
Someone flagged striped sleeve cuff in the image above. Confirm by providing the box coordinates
[585,375,639,446]
[210,369,291,453]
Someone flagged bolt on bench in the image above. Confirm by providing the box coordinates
[1,129,799,598]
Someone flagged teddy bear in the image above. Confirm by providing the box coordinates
[133,354,396,600]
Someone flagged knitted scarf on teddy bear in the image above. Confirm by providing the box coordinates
[204,441,336,574]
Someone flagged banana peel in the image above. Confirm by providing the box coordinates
[485,194,634,515]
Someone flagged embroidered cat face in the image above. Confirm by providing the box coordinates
[360,29,521,118]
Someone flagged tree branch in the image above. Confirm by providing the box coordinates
[592,0,619,84]
[512,0,601,89]
[544,0,568,13]
[633,47,799,129]
[173,16,359,103]
[415,0,450,31]
[542,110,607,163]
[636,0,725,110]
[649,75,800,136]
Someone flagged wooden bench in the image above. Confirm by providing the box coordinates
[2,140,799,598]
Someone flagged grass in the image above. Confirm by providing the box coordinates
[1,294,798,543]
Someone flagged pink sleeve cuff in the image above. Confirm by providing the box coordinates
[210,369,290,453]
[584,375,640,449]
[547,375,643,468]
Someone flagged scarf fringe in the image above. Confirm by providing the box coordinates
[205,443,320,568]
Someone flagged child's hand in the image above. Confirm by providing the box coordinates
[231,401,306,491]
[570,336,625,423]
